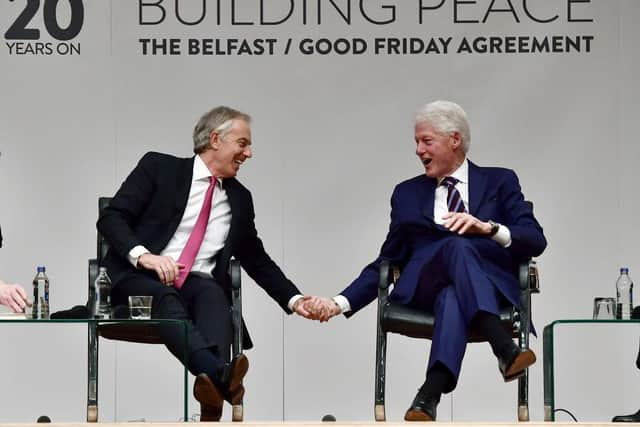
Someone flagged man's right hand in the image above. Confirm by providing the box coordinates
[0,282,30,313]
[137,254,185,285]
[304,296,341,322]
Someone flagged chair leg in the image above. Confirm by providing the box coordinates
[232,404,243,422]
[87,323,99,422]
[375,404,386,422]
[230,336,244,422]
[374,329,387,421]
[517,306,530,422]
[230,260,244,422]
[517,269,533,423]
[517,369,529,421]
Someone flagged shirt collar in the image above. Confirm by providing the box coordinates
[194,154,223,188]
[438,158,468,185]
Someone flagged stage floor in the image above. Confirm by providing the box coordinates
[0,423,633,427]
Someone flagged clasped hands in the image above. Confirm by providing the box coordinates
[292,296,340,322]
[137,255,341,322]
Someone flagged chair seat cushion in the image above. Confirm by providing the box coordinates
[381,303,517,342]
[97,324,164,344]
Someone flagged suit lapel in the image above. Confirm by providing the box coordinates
[420,175,437,222]
[468,160,488,215]
[174,156,195,213]
[150,157,194,254]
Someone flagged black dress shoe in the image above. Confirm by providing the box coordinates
[613,409,640,422]
[404,390,438,421]
[193,373,224,421]
[221,354,249,404]
[498,344,536,382]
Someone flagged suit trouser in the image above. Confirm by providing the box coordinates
[410,237,507,390]
[112,271,232,376]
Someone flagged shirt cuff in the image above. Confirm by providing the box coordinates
[127,245,150,267]
[288,294,303,311]
[332,295,351,314]
[491,224,512,248]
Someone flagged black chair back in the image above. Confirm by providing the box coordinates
[97,197,111,263]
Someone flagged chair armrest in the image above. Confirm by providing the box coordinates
[230,259,241,290]
[229,259,243,355]
[89,259,99,280]
[97,197,112,262]
[378,260,391,290]
[519,260,540,293]
[528,261,540,293]
[377,261,391,340]
[87,259,99,311]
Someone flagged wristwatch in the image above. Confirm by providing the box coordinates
[488,220,500,236]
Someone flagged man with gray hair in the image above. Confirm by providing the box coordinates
[306,100,546,420]
[98,106,313,421]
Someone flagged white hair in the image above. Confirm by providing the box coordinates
[415,100,471,153]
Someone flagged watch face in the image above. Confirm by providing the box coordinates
[489,221,499,235]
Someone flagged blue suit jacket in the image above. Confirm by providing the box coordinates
[340,161,547,316]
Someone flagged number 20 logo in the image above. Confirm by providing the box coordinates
[5,0,84,41]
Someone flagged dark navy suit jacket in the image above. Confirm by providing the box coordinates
[97,152,301,345]
[340,161,547,316]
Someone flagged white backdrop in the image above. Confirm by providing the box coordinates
[1,0,639,422]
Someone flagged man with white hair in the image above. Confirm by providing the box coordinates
[307,100,547,421]
[98,106,314,421]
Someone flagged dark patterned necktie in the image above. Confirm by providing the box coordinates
[441,176,467,213]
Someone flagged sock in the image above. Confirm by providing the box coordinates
[189,348,225,388]
[420,362,454,401]
[472,310,514,359]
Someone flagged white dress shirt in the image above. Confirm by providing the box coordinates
[128,155,231,277]
[333,159,511,314]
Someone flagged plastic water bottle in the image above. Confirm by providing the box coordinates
[616,267,633,320]
[93,267,112,319]
[31,266,50,319]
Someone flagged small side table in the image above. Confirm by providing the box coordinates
[543,318,640,421]
[0,318,189,422]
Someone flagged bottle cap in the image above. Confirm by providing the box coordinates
[99,267,107,272]
[37,266,46,272]
[620,267,629,274]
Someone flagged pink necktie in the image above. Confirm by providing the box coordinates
[174,177,216,289]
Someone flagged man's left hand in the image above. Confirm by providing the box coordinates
[442,212,492,235]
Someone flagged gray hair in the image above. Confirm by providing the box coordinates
[192,106,251,154]
[415,100,471,153]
